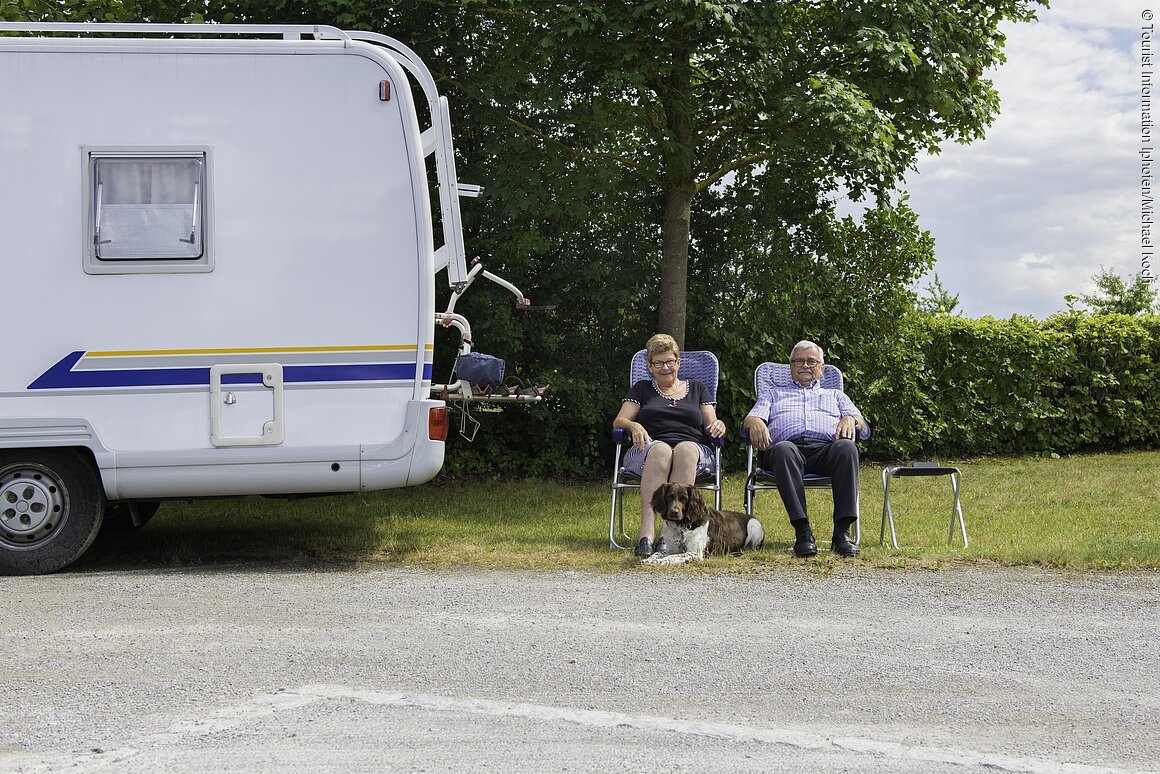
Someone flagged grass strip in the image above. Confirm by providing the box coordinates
[80,451,1160,572]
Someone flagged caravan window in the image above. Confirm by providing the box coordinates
[84,150,213,274]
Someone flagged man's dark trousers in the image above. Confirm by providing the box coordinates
[762,437,859,524]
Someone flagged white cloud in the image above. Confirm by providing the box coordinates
[903,0,1151,317]
[1046,0,1145,29]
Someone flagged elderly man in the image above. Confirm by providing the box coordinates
[741,340,869,557]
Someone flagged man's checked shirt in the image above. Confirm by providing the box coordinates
[746,380,870,443]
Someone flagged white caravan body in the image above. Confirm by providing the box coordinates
[0,24,520,574]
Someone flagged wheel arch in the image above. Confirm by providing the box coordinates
[0,418,117,499]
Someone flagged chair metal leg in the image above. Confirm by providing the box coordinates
[609,486,622,549]
[881,467,899,549]
[609,454,631,549]
[949,472,968,548]
[713,449,722,511]
[744,446,756,518]
[609,466,618,549]
[618,487,630,546]
[853,496,861,546]
[610,485,636,550]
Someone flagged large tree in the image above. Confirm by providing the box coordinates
[444,0,1046,345]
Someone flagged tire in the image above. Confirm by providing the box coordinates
[102,501,161,533]
[0,449,106,576]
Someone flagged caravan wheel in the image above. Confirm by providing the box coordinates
[0,450,105,576]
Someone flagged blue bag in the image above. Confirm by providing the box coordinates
[456,352,505,389]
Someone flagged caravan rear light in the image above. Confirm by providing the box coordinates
[428,407,448,441]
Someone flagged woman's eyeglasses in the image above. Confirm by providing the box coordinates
[650,358,679,370]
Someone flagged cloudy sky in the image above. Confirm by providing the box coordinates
[897,0,1150,318]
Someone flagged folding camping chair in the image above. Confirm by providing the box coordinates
[609,350,723,550]
[743,362,861,545]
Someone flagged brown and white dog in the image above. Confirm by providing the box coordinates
[644,482,764,565]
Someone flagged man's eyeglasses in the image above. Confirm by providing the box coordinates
[791,358,822,368]
[650,358,679,370]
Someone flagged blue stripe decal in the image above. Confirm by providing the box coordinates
[28,352,433,390]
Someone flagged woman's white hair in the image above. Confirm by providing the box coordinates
[790,340,824,361]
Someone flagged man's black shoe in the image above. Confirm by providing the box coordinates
[831,532,860,557]
[634,537,653,557]
[792,536,818,557]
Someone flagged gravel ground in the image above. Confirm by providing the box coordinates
[0,565,1156,773]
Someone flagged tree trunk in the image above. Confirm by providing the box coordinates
[658,186,693,347]
[656,41,695,349]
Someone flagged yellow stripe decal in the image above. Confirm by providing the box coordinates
[86,344,432,358]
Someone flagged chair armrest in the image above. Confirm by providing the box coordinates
[740,419,767,445]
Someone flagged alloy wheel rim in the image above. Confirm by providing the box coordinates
[0,464,69,549]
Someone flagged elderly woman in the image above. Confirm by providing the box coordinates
[613,333,726,557]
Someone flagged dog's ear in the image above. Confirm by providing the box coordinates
[685,485,708,516]
[650,482,670,514]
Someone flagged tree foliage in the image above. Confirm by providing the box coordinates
[916,274,962,316]
[1068,267,1158,316]
[432,0,1046,344]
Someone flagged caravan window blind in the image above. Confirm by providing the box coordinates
[94,157,203,260]
[84,148,213,275]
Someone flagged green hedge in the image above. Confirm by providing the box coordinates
[440,313,1159,477]
[865,312,1160,459]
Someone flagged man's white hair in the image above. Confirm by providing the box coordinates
[789,340,824,361]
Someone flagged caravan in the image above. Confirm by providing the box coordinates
[0,23,534,574]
